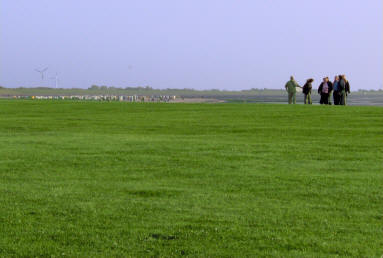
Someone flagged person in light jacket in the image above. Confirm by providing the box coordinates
[285,76,301,104]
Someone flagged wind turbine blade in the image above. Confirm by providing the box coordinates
[42,67,48,72]
[35,69,41,73]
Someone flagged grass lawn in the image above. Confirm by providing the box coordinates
[0,100,382,257]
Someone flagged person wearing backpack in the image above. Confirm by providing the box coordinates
[302,78,313,104]
[285,76,302,104]
[339,75,351,105]
[318,77,333,104]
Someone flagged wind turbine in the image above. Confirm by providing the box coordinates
[50,73,59,88]
[35,67,48,80]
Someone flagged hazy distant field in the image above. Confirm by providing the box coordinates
[1,87,383,106]
[0,100,382,257]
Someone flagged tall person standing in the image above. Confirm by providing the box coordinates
[285,76,301,104]
[332,76,340,105]
[339,75,351,105]
[326,77,333,105]
[302,78,313,104]
[344,75,351,105]
[318,77,333,105]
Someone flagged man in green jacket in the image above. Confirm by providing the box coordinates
[285,76,301,104]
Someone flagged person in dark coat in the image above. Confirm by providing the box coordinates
[318,77,333,105]
[326,77,333,105]
[302,78,313,104]
[332,75,340,105]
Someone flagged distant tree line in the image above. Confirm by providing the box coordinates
[89,85,154,91]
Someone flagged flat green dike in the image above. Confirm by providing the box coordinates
[0,100,382,257]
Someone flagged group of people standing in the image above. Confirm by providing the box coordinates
[285,75,350,105]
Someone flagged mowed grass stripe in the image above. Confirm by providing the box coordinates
[0,100,382,257]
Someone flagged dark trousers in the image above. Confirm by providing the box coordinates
[320,93,329,104]
[333,91,340,105]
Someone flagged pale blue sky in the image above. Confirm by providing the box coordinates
[1,0,382,90]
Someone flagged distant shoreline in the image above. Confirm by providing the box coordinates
[0,86,382,96]
[1,87,383,106]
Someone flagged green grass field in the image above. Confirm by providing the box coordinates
[0,100,382,257]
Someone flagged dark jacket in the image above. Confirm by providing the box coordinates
[339,79,351,94]
[318,82,333,94]
[302,82,312,94]
[345,81,350,94]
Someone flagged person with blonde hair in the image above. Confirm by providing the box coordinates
[285,76,301,104]
[339,75,351,105]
